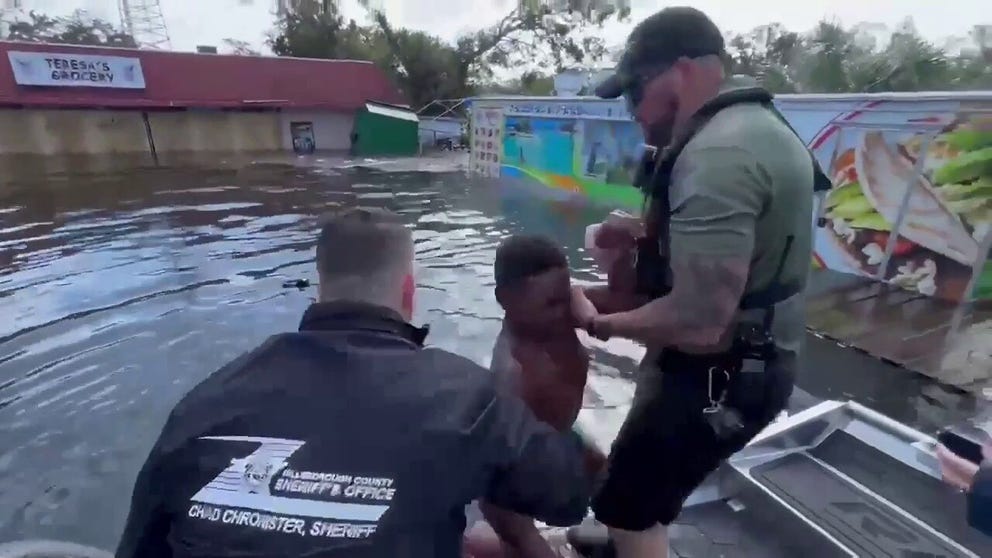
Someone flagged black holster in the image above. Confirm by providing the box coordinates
[658,324,778,417]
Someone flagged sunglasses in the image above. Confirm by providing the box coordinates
[620,63,675,112]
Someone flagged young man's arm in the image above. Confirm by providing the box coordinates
[591,146,765,348]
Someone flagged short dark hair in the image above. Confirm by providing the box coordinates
[494,234,568,289]
[316,207,412,280]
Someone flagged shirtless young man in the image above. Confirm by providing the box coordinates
[465,234,604,558]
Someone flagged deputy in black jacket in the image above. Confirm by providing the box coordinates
[938,441,992,536]
[115,207,595,558]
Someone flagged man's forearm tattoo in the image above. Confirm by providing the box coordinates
[668,252,750,345]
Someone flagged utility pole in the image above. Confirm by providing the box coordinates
[119,0,171,49]
[0,0,23,39]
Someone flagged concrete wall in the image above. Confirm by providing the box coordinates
[278,110,354,152]
[0,108,356,157]
[148,110,282,153]
[0,109,149,156]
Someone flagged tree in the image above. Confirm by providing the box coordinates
[725,23,805,93]
[949,25,992,90]
[2,10,136,48]
[268,2,625,110]
[267,7,370,60]
[267,5,464,111]
[725,17,991,94]
[222,38,260,56]
[359,2,628,109]
[448,4,629,82]
[520,71,556,95]
[268,5,989,105]
[358,12,473,112]
[479,71,555,96]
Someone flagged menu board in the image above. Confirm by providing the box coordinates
[470,104,505,178]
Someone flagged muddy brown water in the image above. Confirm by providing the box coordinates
[0,155,981,549]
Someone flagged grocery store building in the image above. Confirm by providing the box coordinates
[0,40,408,158]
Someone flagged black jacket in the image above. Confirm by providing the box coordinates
[969,463,992,536]
[116,301,592,558]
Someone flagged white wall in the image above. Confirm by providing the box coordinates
[279,110,354,152]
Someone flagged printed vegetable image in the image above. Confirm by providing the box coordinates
[823,115,992,300]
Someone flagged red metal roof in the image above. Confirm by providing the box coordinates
[0,41,408,110]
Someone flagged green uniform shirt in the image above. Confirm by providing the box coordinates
[668,76,814,360]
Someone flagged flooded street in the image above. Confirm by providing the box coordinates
[0,158,983,549]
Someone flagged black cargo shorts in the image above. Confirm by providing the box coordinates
[591,349,794,531]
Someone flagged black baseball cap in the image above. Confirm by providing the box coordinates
[595,7,725,100]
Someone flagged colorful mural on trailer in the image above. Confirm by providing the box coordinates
[469,103,505,178]
[470,94,992,302]
[500,109,644,208]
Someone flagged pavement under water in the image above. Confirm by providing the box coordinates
[0,154,986,550]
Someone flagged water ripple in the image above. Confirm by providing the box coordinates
[0,161,615,548]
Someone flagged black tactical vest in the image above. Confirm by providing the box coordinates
[633,86,828,305]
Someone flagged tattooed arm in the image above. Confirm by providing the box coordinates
[591,253,751,348]
[591,146,767,349]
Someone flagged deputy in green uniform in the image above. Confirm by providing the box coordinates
[575,7,820,558]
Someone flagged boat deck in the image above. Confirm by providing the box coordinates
[663,392,826,558]
[568,388,987,558]
[572,338,990,558]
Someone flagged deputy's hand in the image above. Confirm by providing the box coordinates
[595,211,643,250]
[606,249,637,294]
[586,315,614,342]
[937,442,992,491]
[604,210,642,230]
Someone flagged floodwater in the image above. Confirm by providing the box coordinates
[0,155,982,550]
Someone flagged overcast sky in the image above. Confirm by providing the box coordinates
[11,0,991,54]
